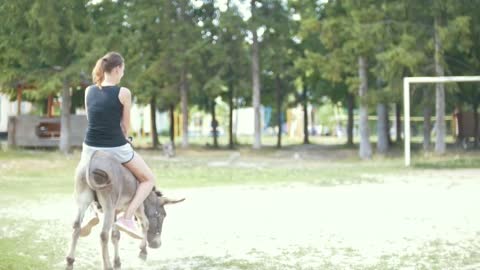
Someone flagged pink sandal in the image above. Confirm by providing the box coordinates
[115,217,143,239]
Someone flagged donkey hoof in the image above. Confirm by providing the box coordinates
[114,258,121,269]
[66,256,75,270]
[138,251,147,261]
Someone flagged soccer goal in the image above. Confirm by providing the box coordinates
[403,76,480,166]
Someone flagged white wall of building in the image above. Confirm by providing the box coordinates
[233,107,265,136]
[0,94,33,133]
[130,103,169,135]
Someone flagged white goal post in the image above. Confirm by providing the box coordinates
[403,76,480,166]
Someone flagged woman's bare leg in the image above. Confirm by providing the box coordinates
[122,152,155,219]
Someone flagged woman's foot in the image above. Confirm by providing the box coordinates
[115,217,143,239]
[80,215,99,237]
[80,206,100,237]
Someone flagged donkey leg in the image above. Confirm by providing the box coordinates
[135,206,149,261]
[100,203,115,270]
[66,191,93,270]
[111,216,121,270]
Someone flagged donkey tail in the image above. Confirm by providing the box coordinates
[86,150,112,190]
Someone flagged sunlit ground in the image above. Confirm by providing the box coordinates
[1,137,480,270]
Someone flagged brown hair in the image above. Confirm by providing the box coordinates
[92,52,124,87]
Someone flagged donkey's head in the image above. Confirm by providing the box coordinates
[143,188,184,248]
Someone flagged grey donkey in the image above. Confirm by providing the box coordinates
[65,150,184,270]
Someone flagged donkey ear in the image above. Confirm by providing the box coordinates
[159,197,185,206]
[152,186,163,197]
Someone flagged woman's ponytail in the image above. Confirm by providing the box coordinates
[91,52,124,88]
[92,58,107,87]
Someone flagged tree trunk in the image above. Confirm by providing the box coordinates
[234,97,239,145]
[311,107,316,134]
[347,93,354,145]
[43,97,49,116]
[251,0,261,149]
[358,56,372,159]
[434,15,446,154]
[395,102,401,142]
[423,89,432,151]
[275,75,283,148]
[211,101,218,148]
[47,95,54,118]
[150,96,159,149]
[386,106,392,146]
[377,103,388,154]
[302,82,309,144]
[474,103,479,148]
[169,104,175,146]
[16,86,22,116]
[180,67,189,148]
[228,80,234,149]
[59,81,71,154]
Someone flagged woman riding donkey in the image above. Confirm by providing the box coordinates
[80,52,156,239]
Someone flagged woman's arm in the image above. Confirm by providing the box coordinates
[84,86,90,121]
[118,87,132,138]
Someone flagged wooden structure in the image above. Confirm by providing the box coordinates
[8,115,87,147]
[8,81,89,147]
[453,111,479,148]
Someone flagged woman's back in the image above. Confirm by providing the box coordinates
[84,85,127,147]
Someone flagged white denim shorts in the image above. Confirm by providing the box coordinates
[81,142,135,164]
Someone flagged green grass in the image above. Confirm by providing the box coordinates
[0,149,78,200]
[131,133,457,149]
[0,144,392,200]
[0,219,67,270]
[1,142,480,200]
[414,154,480,169]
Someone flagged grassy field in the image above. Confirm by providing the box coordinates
[1,141,480,270]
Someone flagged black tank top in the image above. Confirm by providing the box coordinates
[84,85,127,147]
